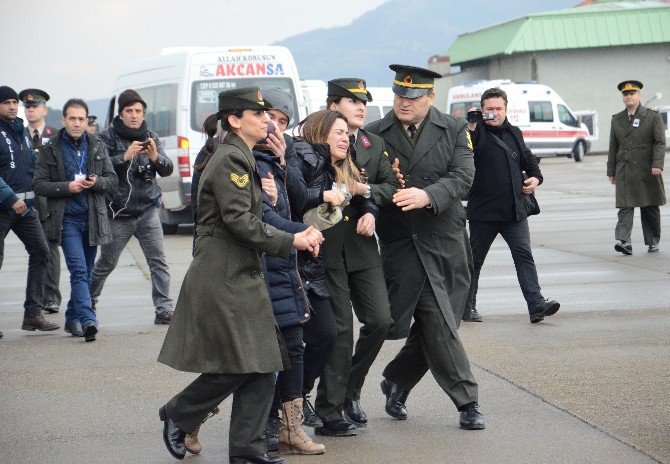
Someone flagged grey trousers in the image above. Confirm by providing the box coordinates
[43,238,61,307]
[615,206,661,245]
[383,280,479,409]
[90,208,173,314]
[165,372,275,457]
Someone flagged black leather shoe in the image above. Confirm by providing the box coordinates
[343,398,367,425]
[315,418,357,437]
[615,241,633,255]
[229,453,284,464]
[159,406,186,460]
[463,308,483,322]
[380,378,408,420]
[459,402,485,430]
[83,325,98,342]
[263,416,281,452]
[529,299,560,323]
[302,395,323,428]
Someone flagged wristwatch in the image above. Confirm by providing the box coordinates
[363,184,371,199]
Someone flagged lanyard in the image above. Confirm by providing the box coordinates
[68,144,87,174]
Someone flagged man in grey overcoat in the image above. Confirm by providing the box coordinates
[365,65,484,430]
[608,80,666,255]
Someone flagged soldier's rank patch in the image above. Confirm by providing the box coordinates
[230,172,249,188]
[360,134,372,148]
[466,131,473,150]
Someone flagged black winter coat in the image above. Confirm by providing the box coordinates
[99,125,173,218]
[254,149,310,328]
[467,120,543,223]
[288,139,378,298]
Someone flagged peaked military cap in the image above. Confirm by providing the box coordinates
[617,80,643,92]
[262,87,294,120]
[18,88,50,105]
[327,78,373,103]
[389,64,442,99]
[218,86,272,113]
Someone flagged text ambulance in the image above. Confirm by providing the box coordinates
[107,46,305,232]
[447,80,591,162]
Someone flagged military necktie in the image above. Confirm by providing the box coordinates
[628,114,635,125]
[349,133,356,160]
[408,124,417,139]
[32,129,40,149]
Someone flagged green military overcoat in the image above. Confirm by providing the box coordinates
[320,128,399,271]
[365,107,475,339]
[607,105,666,208]
[158,133,294,374]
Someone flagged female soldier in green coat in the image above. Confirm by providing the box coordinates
[157,87,323,464]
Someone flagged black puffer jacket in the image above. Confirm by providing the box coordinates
[289,139,378,298]
[99,123,173,218]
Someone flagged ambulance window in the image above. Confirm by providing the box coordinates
[134,84,178,137]
[558,104,579,127]
[191,79,299,131]
[365,106,382,124]
[528,101,553,122]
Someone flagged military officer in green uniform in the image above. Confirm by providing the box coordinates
[608,80,666,255]
[157,87,323,464]
[312,79,397,434]
[365,65,484,430]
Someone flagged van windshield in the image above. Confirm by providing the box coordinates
[191,79,298,131]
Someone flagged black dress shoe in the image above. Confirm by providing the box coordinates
[315,418,357,437]
[615,241,633,255]
[459,402,485,430]
[159,406,186,460]
[380,378,408,420]
[529,299,560,323]
[463,308,483,322]
[83,325,98,342]
[229,453,284,464]
[343,398,367,425]
[302,395,323,428]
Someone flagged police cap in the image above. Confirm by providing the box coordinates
[218,87,272,113]
[617,80,643,93]
[18,88,50,106]
[327,78,373,103]
[389,64,442,99]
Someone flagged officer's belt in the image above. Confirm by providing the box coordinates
[15,191,35,200]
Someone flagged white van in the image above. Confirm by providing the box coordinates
[107,46,305,231]
[300,80,394,124]
[446,80,591,162]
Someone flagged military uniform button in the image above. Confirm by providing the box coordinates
[344,216,349,222]
[264,228,274,237]
[251,271,258,278]
[412,234,418,240]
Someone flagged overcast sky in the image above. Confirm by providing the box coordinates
[5,0,387,106]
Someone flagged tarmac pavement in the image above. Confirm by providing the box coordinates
[1,154,668,463]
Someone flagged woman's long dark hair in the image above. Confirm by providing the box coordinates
[194,109,243,173]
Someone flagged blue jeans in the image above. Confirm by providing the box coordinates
[61,218,97,328]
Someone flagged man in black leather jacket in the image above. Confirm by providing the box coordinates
[464,87,559,324]
[90,89,175,324]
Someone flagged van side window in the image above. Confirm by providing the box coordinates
[558,104,580,128]
[134,84,178,137]
[528,101,553,122]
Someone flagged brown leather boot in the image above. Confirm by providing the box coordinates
[279,398,325,455]
[184,426,202,454]
[21,314,59,331]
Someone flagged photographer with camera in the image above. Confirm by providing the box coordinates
[463,87,559,324]
[90,89,175,324]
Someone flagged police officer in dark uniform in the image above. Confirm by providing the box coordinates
[312,78,397,434]
[365,65,485,430]
[0,85,59,333]
[157,87,323,464]
[19,88,61,313]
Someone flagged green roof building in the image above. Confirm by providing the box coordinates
[435,0,670,152]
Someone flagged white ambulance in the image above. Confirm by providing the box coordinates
[301,80,394,125]
[107,46,305,232]
[446,80,591,162]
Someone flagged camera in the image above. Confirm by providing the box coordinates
[466,110,496,123]
[136,163,155,185]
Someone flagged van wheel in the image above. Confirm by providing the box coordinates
[573,141,586,162]
[162,223,179,235]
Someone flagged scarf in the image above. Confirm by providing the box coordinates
[112,116,148,142]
